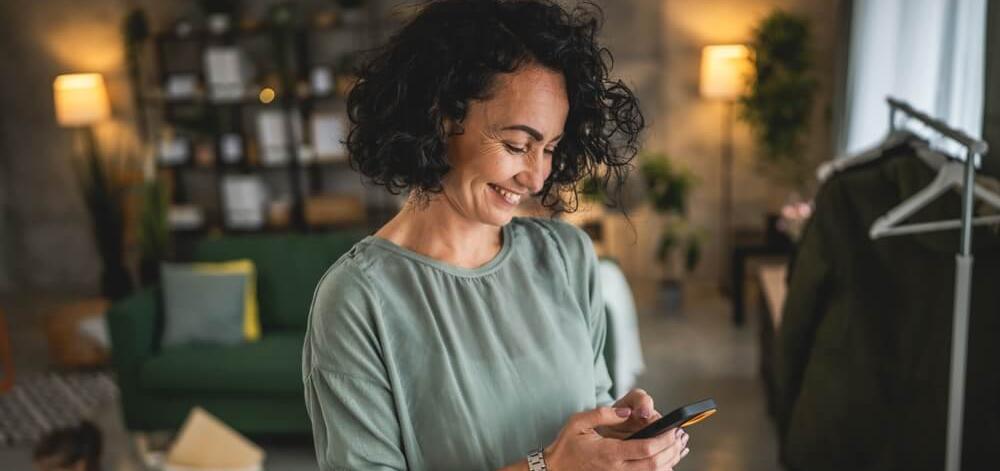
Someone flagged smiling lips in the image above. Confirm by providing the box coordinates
[489,183,523,206]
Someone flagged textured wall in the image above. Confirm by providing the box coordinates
[583,0,845,284]
[0,0,842,293]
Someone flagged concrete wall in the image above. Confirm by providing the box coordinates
[581,0,845,285]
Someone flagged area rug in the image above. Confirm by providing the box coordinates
[0,371,118,447]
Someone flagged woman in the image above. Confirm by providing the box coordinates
[302,1,690,469]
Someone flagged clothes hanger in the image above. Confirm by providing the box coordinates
[870,142,1000,238]
[817,129,920,182]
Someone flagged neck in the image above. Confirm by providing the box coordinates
[374,191,504,269]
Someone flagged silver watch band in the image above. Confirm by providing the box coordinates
[527,449,548,471]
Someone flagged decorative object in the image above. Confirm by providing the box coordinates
[304,194,366,226]
[0,371,118,447]
[157,131,190,165]
[167,205,205,230]
[190,260,261,342]
[255,109,302,166]
[164,74,199,100]
[739,10,818,190]
[221,175,268,229]
[700,44,751,289]
[53,73,134,300]
[310,66,334,96]
[204,47,250,102]
[220,133,243,164]
[160,263,250,348]
[641,153,703,314]
[311,112,347,161]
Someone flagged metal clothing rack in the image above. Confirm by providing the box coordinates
[886,96,989,471]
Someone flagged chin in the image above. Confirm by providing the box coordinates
[480,211,514,227]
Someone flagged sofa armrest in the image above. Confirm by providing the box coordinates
[107,287,159,374]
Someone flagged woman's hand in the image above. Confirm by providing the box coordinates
[543,406,690,471]
[597,389,662,439]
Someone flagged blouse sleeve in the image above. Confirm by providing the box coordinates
[302,259,407,471]
[545,218,616,407]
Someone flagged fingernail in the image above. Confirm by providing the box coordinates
[682,447,690,457]
[638,408,651,419]
[614,407,632,417]
[674,428,683,438]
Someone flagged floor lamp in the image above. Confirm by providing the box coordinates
[53,73,132,299]
[700,44,751,289]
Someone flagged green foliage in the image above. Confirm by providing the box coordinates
[640,154,696,216]
[739,10,818,189]
[138,178,170,263]
[640,153,704,277]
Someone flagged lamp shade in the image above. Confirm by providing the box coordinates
[53,73,110,126]
[700,45,751,100]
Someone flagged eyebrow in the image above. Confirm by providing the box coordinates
[500,124,563,143]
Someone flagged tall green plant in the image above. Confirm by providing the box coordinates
[740,10,818,189]
[137,177,170,285]
[640,153,703,278]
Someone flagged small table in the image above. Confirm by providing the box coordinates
[44,299,110,369]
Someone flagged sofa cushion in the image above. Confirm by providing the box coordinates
[140,331,305,395]
[160,263,248,348]
[193,232,364,330]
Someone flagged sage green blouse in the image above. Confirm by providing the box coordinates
[302,216,614,471]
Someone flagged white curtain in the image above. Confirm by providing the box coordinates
[840,0,987,155]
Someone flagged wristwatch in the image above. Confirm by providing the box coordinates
[527,449,548,471]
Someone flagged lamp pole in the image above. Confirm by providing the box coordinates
[719,100,735,290]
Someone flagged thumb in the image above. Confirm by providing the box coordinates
[573,406,633,430]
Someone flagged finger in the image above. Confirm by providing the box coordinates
[620,442,680,471]
[572,406,633,430]
[615,388,657,419]
[625,432,688,470]
[616,426,682,460]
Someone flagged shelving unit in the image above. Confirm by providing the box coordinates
[133,2,400,241]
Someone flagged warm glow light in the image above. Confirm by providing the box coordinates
[259,87,276,104]
[53,73,110,126]
[700,45,752,100]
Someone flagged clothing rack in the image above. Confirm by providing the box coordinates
[886,96,989,471]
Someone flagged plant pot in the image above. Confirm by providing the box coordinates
[658,279,684,315]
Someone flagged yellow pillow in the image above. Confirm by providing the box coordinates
[192,259,261,342]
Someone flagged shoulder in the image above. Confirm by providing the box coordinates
[512,216,594,256]
[307,247,384,343]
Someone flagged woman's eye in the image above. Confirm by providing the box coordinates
[504,143,528,154]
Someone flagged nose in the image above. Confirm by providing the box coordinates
[514,150,551,194]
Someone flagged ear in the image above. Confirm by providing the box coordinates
[442,116,465,136]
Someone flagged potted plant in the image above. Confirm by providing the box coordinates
[137,175,170,286]
[640,153,703,313]
[739,10,818,194]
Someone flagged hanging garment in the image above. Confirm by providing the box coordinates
[599,258,646,398]
[776,150,1000,471]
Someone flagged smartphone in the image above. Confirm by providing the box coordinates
[624,398,717,440]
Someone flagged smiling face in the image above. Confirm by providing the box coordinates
[438,64,569,227]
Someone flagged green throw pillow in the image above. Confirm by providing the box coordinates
[160,263,248,348]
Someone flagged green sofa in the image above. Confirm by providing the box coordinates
[107,232,364,434]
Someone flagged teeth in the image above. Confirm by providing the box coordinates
[491,184,521,205]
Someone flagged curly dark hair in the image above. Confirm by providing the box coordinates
[346,0,644,211]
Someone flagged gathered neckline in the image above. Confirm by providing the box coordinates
[361,219,516,278]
